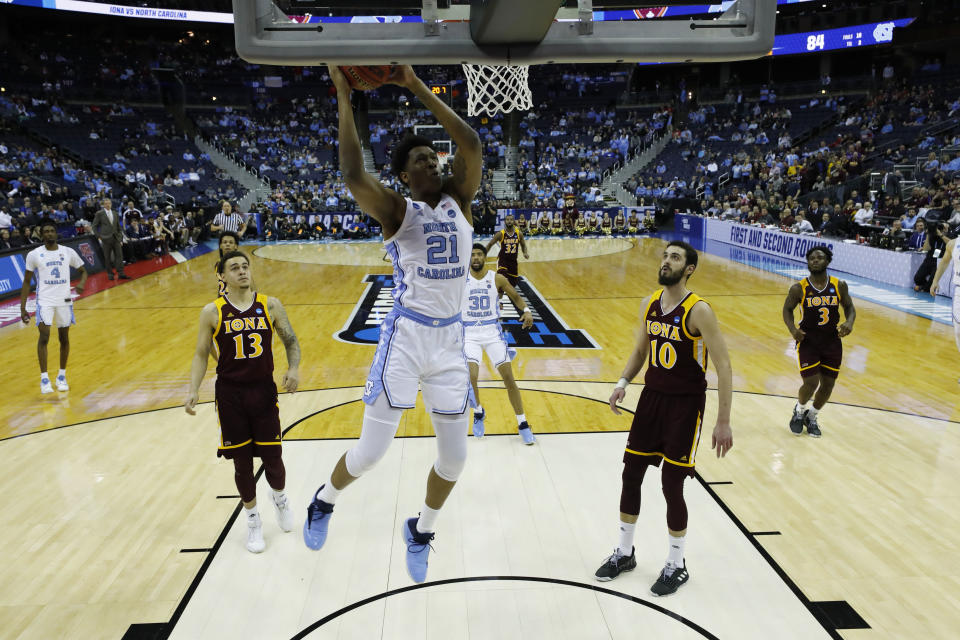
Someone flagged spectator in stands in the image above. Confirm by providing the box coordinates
[906,219,927,251]
[0,229,14,250]
[900,205,922,230]
[9,228,26,248]
[792,213,814,234]
[0,209,12,230]
[853,201,874,231]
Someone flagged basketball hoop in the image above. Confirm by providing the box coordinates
[436,150,450,169]
[461,64,533,117]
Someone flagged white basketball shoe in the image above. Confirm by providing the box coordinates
[246,512,265,553]
[272,490,295,532]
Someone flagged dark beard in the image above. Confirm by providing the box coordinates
[809,265,828,275]
[658,269,684,286]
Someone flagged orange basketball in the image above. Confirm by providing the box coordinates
[338,65,396,91]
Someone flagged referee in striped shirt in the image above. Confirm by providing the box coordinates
[211,201,247,237]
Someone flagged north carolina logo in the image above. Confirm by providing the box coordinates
[336,274,598,349]
[873,22,894,43]
[364,380,374,396]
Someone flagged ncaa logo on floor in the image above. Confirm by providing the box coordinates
[336,274,599,349]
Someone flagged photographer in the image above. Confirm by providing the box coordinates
[912,220,949,292]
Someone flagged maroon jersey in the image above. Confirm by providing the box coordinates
[798,275,841,339]
[213,293,274,384]
[497,228,522,276]
[642,289,708,395]
[216,262,228,296]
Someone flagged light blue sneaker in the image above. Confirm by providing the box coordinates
[472,409,485,438]
[303,486,334,550]
[518,422,536,445]
[402,517,434,583]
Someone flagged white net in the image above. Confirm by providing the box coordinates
[461,64,533,117]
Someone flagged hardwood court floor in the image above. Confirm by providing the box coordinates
[0,236,958,639]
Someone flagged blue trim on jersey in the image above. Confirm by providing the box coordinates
[35,303,41,327]
[363,310,414,409]
[385,240,407,307]
[393,304,462,327]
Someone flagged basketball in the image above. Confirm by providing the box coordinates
[338,65,396,91]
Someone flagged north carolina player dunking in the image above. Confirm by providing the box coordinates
[19,219,88,394]
[930,235,960,380]
[303,65,482,584]
[782,245,856,437]
[463,243,534,443]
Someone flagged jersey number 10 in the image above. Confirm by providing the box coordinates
[649,339,678,370]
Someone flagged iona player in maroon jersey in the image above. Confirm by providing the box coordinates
[782,245,856,437]
[184,250,302,553]
[597,240,734,597]
[485,213,529,290]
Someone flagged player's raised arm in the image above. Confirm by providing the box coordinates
[185,302,218,415]
[610,296,652,414]
[494,273,533,329]
[782,282,805,342]
[688,301,733,457]
[328,65,406,237]
[837,280,856,337]
[269,296,301,393]
[389,66,482,217]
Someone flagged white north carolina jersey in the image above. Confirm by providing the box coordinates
[462,270,499,326]
[385,194,473,318]
[24,245,82,306]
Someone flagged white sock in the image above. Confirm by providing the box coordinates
[516,413,527,426]
[475,404,484,417]
[41,372,49,382]
[807,406,820,420]
[271,488,286,503]
[793,402,805,415]
[317,479,341,504]
[244,505,260,521]
[417,504,440,534]
[667,533,685,568]
[58,368,66,378]
[618,520,636,556]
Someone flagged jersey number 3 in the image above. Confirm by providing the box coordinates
[233,333,264,359]
[818,307,830,326]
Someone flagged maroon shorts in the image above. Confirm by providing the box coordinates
[623,387,706,477]
[215,379,282,459]
[796,335,842,379]
[496,265,519,288]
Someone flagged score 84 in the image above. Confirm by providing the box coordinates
[806,33,825,50]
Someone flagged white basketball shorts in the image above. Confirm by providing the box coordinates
[364,309,474,414]
[464,323,517,368]
[35,303,75,328]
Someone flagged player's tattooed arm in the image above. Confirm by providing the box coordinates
[270,297,301,393]
[837,280,856,337]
